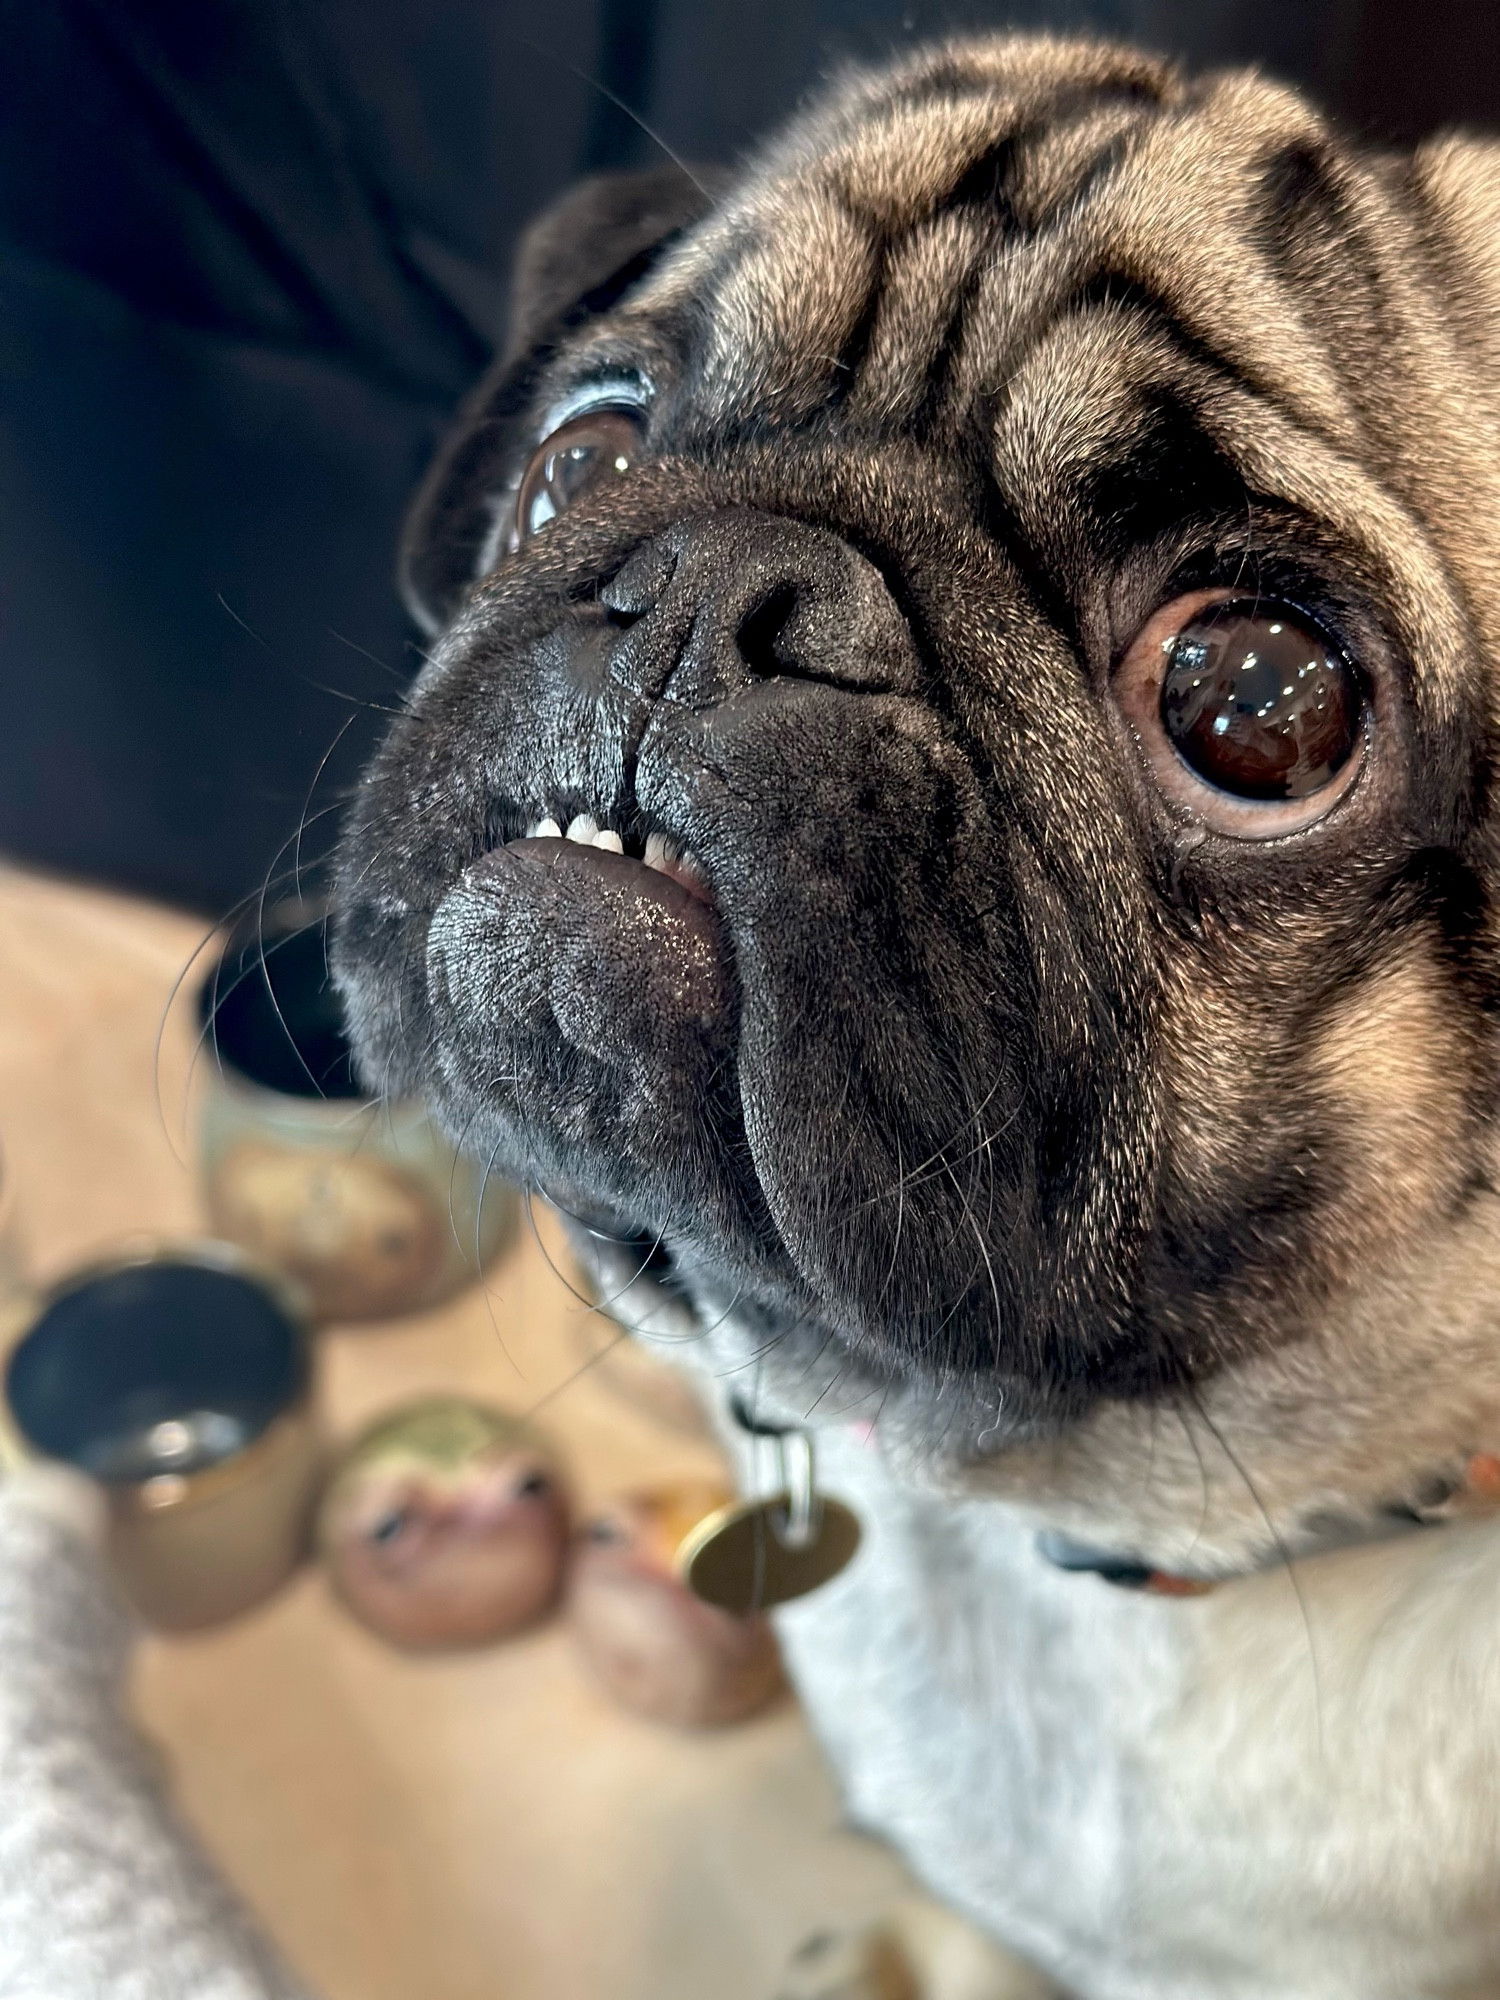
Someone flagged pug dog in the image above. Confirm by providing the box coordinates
[333,34,1500,2000]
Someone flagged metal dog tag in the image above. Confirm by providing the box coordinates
[676,1423,861,1614]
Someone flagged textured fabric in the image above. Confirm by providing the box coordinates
[0,1483,313,2000]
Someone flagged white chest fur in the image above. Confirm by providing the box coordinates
[767,1423,1500,2000]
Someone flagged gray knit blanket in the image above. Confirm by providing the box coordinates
[0,1466,313,2000]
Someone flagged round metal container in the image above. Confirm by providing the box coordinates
[0,1135,30,1315]
[196,902,513,1322]
[4,1239,322,1630]
[0,1141,33,1476]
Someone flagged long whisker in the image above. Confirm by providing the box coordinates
[216,593,406,716]
[1187,1386,1325,1753]
[503,27,711,199]
[520,1182,620,1316]
[293,715,360,896]
[325,627,413,688]
[154,818,345,1163]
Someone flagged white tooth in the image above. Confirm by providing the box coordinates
[594,829,624,853]
[534,816,561,839]
[643,832,672,872]
[524,819,542,837]
[565,814,598,844]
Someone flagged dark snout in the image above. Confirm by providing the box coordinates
[597,508,925,706]
[335,466,1152,1417]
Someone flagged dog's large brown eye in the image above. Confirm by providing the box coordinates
[1114,588,1369,837]
[514,408,642,546]
[1160,601,1360,800]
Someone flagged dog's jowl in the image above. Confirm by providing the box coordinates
[334,35,1500,1999]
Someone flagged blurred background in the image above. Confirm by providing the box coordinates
[2,0,1496,917]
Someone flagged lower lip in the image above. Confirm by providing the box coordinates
[508,832,714,907]
[428,833,733,1063]
[495,835,718,927]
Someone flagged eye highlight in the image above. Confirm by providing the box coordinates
[1160,601,1360,799]
[513,406,644,548]
[1114,589,1368,837]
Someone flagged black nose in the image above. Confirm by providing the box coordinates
[597,508,922,708]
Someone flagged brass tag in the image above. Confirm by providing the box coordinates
[676,1492,862,1614]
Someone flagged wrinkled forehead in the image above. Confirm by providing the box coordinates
[625,50,1346,442]
[587,47,1473,732]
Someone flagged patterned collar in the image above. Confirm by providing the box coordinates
[1036,1451,1500,1594]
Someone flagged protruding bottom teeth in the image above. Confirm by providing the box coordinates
[643,831,707,893]
[520,813,705,886]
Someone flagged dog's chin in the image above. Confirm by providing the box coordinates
[412,826,833,1346]
[366,826,1057,1438]
[429,835,733,1123]
[348,803,1169,1454]
[425,845,712,1154]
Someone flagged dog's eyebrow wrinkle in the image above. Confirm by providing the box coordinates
[1076,81,1357,439]
[949,246,1353,499]
[1004,106,1144,233]
[824,224,891,412]
[1047,270,1345,464]
[809,75,1167,238]
[816,94,1035,235]
[697,186,880,421]
[828,101,1160,433]
[667,61,1376,479]
[935,176,1388,569]
[840,209,995,429]
[690,91,1167,437]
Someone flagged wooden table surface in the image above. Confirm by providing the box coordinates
[0,863,908,2000]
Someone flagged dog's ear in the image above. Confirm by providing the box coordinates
[401,164,722,635]
[501,166,723,366]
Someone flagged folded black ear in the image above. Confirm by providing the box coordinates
[401,164,722,635]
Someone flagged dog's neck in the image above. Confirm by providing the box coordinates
[566,1175,1500,1592]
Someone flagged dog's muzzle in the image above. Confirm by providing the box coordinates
[425,505,920,1152]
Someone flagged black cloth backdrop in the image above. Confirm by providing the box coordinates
[2,0,1497,915]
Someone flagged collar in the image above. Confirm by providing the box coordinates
[1037,1451,1500,1595]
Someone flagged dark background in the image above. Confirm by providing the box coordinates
[2,0,1496,917]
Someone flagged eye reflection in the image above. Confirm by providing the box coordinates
[1159,601,1361,800]
[513,408,644,547]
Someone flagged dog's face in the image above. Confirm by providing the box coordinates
[336,38,1500,1566]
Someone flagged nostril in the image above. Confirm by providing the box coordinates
[735,582,802,678]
